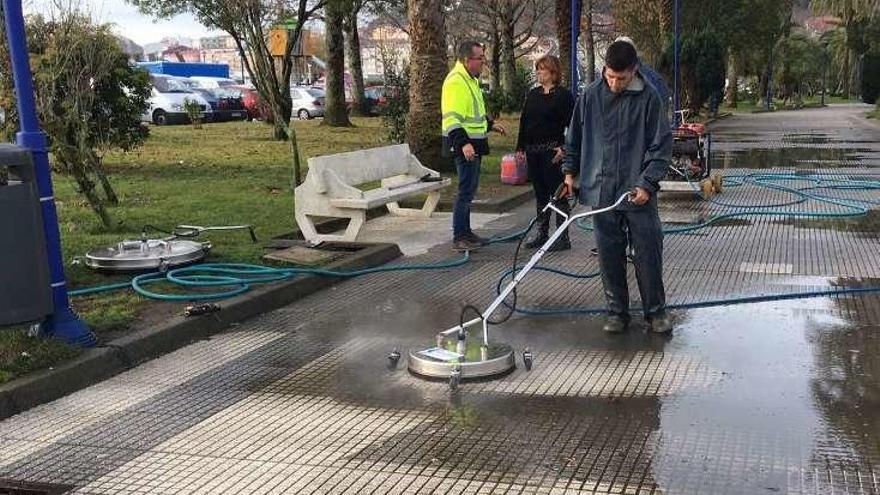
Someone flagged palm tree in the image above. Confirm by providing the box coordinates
[810,0,879,96]
[406,0,448,171]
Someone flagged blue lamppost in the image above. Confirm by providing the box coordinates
[673,0,681,127]
[3,0,95,346]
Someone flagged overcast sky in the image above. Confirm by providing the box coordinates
[25,0,224,45]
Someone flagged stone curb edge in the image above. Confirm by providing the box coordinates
[0,242,402,420]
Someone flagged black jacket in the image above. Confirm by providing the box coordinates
[516,86,575,151]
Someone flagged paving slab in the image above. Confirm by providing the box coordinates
[1,104,880,494]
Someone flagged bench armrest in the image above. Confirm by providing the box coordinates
[407,154,441,179]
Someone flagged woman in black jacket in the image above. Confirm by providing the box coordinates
[516,55,576,251]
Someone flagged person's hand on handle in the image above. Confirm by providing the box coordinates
[552,147,564,164]
[631,186,650,205]
[462,143,476,161]
[562,173,576,198]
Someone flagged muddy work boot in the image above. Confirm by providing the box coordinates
[648,312,674,334]
[602,315,630,334]
[525,212,550,249]
[525,231,549,249]
[453,237,482,252]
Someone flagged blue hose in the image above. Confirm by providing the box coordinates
[70,173,880,311]
[71,253,472,301]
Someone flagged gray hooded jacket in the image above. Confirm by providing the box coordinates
[562,71,672,209]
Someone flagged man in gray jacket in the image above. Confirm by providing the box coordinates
[562,41,673,334]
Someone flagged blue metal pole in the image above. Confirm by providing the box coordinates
[673,0,680,127]
[3,0,95,346]
[570,0,580,97]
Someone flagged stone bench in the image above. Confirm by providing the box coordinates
[294,144,451,244]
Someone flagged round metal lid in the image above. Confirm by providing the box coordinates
[84,239,210,272]
[408,342,516,379]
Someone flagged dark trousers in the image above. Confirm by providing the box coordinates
[593,206,666,320]
[527,151,569,234]
[453,154,481,239]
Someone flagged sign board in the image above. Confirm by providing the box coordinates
[269,29,288,57]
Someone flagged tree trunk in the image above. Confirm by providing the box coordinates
[89,152,118,205]
[60,153,112,227]
[556,0,572,88]
[489,31,502,91]
[659,0,673,37]
[344,5,368,116]
[584,0,595,84]
[324,0,353,126]
[271,102,293,140]
[724,49,738,108]
[407,0,448,172]
[499,1,517,95]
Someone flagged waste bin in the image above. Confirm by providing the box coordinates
[0,143,52,326]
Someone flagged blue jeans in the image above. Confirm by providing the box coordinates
[453,154,481,239]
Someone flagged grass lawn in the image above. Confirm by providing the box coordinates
[1,114,523,384]
[868,105,880,120]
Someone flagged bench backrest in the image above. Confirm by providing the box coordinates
[307,144,414,191]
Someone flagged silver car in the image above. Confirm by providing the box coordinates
[290,86,325,120]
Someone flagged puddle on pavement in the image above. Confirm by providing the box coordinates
[712,147,875,169]
[775,209,880,237]
[280,283,880,493]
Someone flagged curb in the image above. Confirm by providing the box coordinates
[0,242,402,420]
[703,112,733,126]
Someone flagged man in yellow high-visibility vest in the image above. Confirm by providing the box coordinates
[442,41,506,252]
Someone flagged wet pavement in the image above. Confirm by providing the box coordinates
[2,104,880,494]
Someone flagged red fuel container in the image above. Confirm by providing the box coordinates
[500,154,528,185]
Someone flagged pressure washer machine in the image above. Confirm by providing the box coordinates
[661,112,722,197]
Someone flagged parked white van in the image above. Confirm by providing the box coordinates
[188,76,239,90]
[142,74,213,125]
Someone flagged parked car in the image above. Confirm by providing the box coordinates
[291,86,325,120]
[230,85,268,121]
[188,76,240,90]
[176,78,247,122]
[142,74,213,125]
[364,85,400,116]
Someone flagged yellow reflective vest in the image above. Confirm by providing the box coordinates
[441,61,488,143]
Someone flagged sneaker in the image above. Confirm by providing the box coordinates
[649,313,673,334]
[465,232,490,246]
[602,315,629,334]
[546,236,571,252]
[453,237,482,251]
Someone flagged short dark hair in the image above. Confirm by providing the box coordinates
[457,41,482,62]
[605,41,638,72]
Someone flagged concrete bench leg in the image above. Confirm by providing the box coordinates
[295,210,366,245]
[387,191,441,218]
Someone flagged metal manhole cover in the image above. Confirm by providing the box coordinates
[0,479,73,495]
